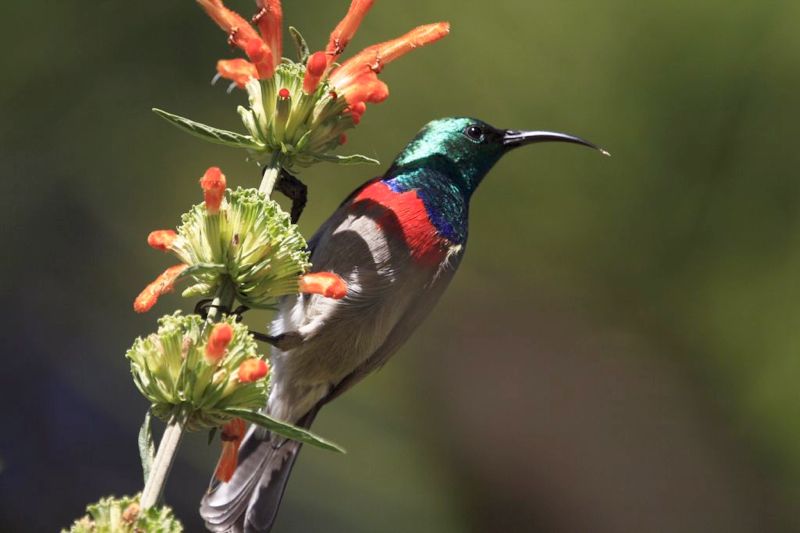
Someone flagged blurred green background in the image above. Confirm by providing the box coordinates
[3,0,800,531]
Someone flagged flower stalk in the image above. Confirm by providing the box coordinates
[140,275,237,510]
[259,154,282,196]
[204,276,237,323]
[140,412,186,510]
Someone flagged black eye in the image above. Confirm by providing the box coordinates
[465,125,484,141]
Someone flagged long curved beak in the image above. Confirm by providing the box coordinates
[503,130,610,156]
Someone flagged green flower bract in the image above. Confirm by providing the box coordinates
[62,493,183,533]
[127,312,268,431]
[172,187,311,309]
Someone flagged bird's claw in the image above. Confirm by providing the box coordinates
[194,300,249,321]
[248,330,303,350]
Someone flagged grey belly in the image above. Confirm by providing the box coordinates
[264,210,440,423]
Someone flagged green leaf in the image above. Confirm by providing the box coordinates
[289,26,310,63]
[312,152,381,165]
[225,408,345,453]
[138,411,155,485]
[152,108,264,150]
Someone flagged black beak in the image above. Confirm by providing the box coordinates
[503,130,610,156]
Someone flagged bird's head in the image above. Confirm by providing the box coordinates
[389,117,607,198]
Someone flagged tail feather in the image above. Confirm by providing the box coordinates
[200,408,320,533]
[243,439,303,532]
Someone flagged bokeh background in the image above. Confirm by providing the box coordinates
[3,0,800,531]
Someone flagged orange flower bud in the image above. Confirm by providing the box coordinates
[206,323,234,363]
[278,87,291,100]
[133,264,188,313]
[326,0,374,59]
[302,51,328,94]
[147,230,177,251]
[299,272,348,299]
[346,102,367,125]
[252,0,283,68]
[245,39,275,79]
[199,167,227,214]
[238,358,269,382]
[338,71,389,108]
[216,58,258,89]
[196,0,275,79]
[214,417,247,482]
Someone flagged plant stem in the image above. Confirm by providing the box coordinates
[140,279,237,509]
[259,154,282,196]
[140,412,185,509]
[205,276,237,323]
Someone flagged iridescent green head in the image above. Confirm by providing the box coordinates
[389,117,607,199]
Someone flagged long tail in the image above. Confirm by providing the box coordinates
[200,408,319,532]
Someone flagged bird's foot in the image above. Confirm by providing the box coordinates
[194,299,249,321]
[195,299,302,350]
[275,169,308,224]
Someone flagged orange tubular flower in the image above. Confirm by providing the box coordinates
[206,323,234,363]
[192,0,450,156]
[216,58,258,89]
[329,22,450,107]
[238,358,269,382]
[147,230,177,251]
[214,418,247,483]
[253,0,282,68]
[299,272,348,299]
[199,166,227,214]
[196,0,275,78]
[326,0,374,60]
[133,264,188,313]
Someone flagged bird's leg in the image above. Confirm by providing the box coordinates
[275,169,308,224]
[194,299,212,319]
[196,300,250,321]
[249,330,304,351]
[215,298,303,349]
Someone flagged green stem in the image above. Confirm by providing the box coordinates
[259,153,282,196]
[205,276,237,323]
[140,411,185,510]
[140,278,237,510]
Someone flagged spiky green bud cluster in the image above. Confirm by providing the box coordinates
[237,65,375,170]
[62,494,182,533]
[127,313,268,431]
[153,62,379,173]
[172,187,311,309]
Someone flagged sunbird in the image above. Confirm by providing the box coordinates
[201,116,607,532]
